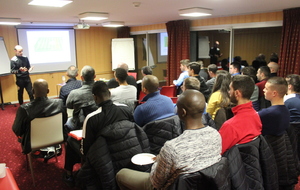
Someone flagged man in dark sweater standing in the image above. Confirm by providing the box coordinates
[11,45,34,105]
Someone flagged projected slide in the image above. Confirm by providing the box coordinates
[27,31,71,64]
[18,28,77,73]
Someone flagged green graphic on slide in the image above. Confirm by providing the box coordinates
[34,37,63,52]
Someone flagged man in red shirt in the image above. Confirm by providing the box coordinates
[219,75,262,154]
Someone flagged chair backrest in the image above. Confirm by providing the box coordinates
[142,115,183,154]
[170,157,231,190]
[30,113,64,149]
[128,72,137,79]
[160,86,177,97]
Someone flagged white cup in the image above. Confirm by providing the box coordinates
[0,163,6,178]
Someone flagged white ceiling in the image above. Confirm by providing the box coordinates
[1,0,300,27]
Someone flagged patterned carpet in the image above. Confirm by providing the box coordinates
[1,103,300,189]
[0,104,79,190]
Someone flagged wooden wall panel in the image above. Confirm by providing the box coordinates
[130,12,283,32]
[233,27,282,65]
[0,26,117,103]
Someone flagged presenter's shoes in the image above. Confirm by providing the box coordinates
[62,172,75,187]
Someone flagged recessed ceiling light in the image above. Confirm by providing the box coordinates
[102,21,125,27]
[0,18,21,25]
[28,0,73,7]
[179,7,212,17]
[79,12,109,21]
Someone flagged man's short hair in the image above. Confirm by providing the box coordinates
[241,66,256,81]
[187,62,200,75]
[92,81,110,98]
[230,62,241,72]
[268,62,279,72]
[207,64,218,74]
[267,77,288,97]
[258,66,270,78]
[286,74,300,93]
[115,68,128,83]
[233,56,242,63]
[231,75,254,100]
[81,66,95,82]
[141,66,152,75]
[180,59,190,66]
[184,77,200,90]
[67,65,78,78]
[142,75,159,93]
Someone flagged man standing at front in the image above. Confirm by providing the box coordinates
[219,75,262,154]
[11,45,34,105]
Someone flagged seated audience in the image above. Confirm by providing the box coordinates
[141,66,153,76]
[252,53,267,71]
[221,59,229,71]
[12,79,67,154]
[110,67,137,104]
[207,70,231,120]
[137,66,152,99]
[229,62,241,76]
[270,52,279,63]
[59,65,82,105]
[258,77,289,136]
[182,77,215,128]
[173,59,190,87]
[268,61,279,77]
[198,60,208,81]
[241,66,259,111]
[65,65,98,131]
[107,63,137,88]
[284,74,300,122]
[187,62,211,101]
[63,81,138,187]
[219,75,262,154]
[256,66,271,110]
[206,64,218,91]
[116,90,222,190]
[134,75,174,126]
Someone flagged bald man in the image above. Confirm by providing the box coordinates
[134,75,175,126]
[117,90,222,190]
[12,79,67,154]
[11,45,34,105]
[268,62,279,77]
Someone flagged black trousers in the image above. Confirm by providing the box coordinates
[64,137,82,172]
[16,77,34,105]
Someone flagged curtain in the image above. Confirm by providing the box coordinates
[279,7,300,76]
[117,26,130,38]
[166,20,190,85]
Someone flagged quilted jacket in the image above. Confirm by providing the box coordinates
[76,120,150,190]
[223,136,279,190]
[264,132,299,187]
[142,115,183,154]
[169,157,231,190]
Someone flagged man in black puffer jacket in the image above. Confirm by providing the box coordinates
[75,81,150,189]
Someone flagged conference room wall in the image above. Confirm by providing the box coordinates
[0,26,117,104]
[130,11,283,32]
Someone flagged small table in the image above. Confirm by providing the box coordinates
[0,168,19,190]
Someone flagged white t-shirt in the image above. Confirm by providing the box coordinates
[110,85,137,103]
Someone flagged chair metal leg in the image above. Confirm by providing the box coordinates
[27,153,36,186]
[54,145,58,162]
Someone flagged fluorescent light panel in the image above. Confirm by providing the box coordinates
[179,7,212,17]
[28,0,73,7]
[102,21,124,27]
[79,12,109,21]
[0,18,21,25]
